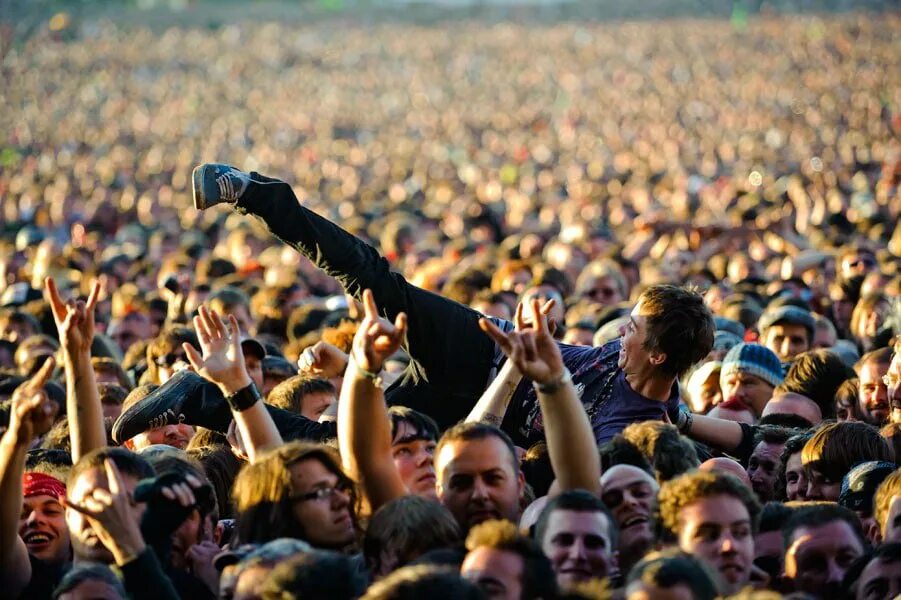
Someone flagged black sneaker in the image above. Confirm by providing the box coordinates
[192,163,251,210]
[112,370,231,444]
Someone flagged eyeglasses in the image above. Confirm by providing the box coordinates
[290,481,353,503]
[155,353,187,367]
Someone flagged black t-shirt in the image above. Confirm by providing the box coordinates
[18,554,68,600]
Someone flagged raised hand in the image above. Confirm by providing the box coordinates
[44,277,101,356]
[479,297,565,385]
[8,357,57,445]
[514,296,558,335]
[64,458,145,566]
[298,340,348,379]
[183,306,251,396]
[350,289,407,374]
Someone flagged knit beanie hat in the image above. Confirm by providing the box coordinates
[720,343,784,389]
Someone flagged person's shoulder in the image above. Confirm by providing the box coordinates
[559,338,620,368]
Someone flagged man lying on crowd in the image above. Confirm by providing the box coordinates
[192,164,716,447]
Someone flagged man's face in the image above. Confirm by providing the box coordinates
[391,421,437,499]
[436,437,524,531]
[299,391,336,421]
[721,371,774,416]
[128,423,194,451]
[858,360,890,426]
[803,464,842,502]
[763,323,810,362]
[675,494,754,595]
[886,351,900,423]
[600,465,658,567]
[747,441,785,502]
[461,547,524,600]
[19,494,70,564]
[288,458,355,549]
[618,301,659,375]
[855,555,901,600]
[66,467,144,563]
[540,509,614,587]
[784,520,865,597]
[785,452,807,502]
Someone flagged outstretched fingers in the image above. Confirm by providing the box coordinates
[44,277,67,324]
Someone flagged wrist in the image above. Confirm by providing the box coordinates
[113,540,146,566]
[533,368,571,394]
[218,372,253,397]
[349,357,383,387]
[225,381,262,413]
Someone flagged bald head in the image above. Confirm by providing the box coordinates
[601,464,658,491]
[699,457,753,489]
[762,392,822,425]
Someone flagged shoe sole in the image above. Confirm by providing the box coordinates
[192,165,207,210]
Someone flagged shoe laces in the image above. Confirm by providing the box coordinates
[216,170,241,201]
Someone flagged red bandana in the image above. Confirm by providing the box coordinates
[22,472,66,500]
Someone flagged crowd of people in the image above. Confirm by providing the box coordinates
[1,6,900,600]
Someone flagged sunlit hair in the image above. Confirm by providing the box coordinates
[801,421,894,482]
[638,285,715,377]
[232,441,358,545]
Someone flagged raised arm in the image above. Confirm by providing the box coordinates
[0,359,57,597]
[184,306,282,463]
[338,289,408,511]
[45,277,106,461]
[480,299,600,495]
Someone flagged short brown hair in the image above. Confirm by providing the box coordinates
[657,470,761,541]
[801,421,894,482]
[92,358,133,390]
[267,375,335,414]
[638,285,715,377]
[464,519,557,600]
[364,495,461,576]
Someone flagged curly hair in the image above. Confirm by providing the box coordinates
[656,470,761,542]
[622,421,699,482]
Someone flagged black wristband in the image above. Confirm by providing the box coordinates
[226,382,262,412]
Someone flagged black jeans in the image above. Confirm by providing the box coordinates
[237,174,500,428]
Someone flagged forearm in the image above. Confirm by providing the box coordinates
[538,375,601,495]
[66,350,106,461]
[682,413,743,453]
[338,361,405,510]
[466,359,522,426]
[0,435,32,591]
